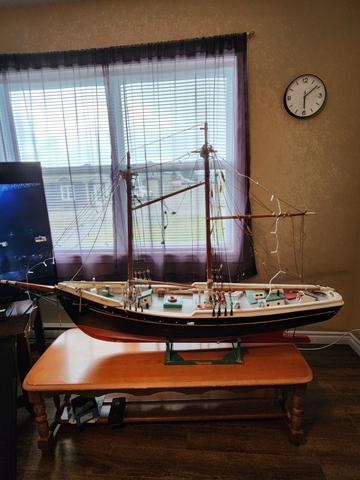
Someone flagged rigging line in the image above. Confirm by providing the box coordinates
[26,257,55,278]
[212,158,223,287]
[212,54,217,145]
[24,291,58,306]
[249,193,274,213]
[219,175,288,281]
[63,131,111,246]
[214,156,231,274]
[23,70,39,162]
[194,156,201,255]
[10,69,36,163]
[80,190,115,242]
[139,63,154,250]
[54,203,104,248]
[214,154,232,284]
[70,178,120,280]
[92,65,104,204]
[133,151,194,173]
[132,183,140,264]
[54,151,127,241]
[221,52,227,150]
[194,61,200,165]
[39,69,51,166]
[71,67,82,175]
[269,198,283,272]
[168,156,202,216]
[212,224,221,287]
[53,170,121,247]
[300,215,305,281]
[204,52,208,123]
[217,155,304,213]
[291,215,300,278]
[81,172,121,237]
[133,206,143,276]
[25,256,55,300]
[212,156,227,287]
[0,114,7,159]
[190,188,195,280]
[36,71,78,246]
[221,186,278,263]
[212,154,274,214]
[134,177,149,275]
[144,185,166,246]
[129,124,202,153]
[216,163,274,214]
[265,269,286,298]
[218,170,275,213]
[53,175,116,239]
[51,77,126,247]
[153,60,166,250]
[138,194,150,275]
[299,217,305,282]
[226,204,314,284]
[189,138,202,259]
[229,216,285,280]
[211,155,235,283]
[121,68,131,154]
[57,69,83,255]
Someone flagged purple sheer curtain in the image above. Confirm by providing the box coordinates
[0,34,256,282]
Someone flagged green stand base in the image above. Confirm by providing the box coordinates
[164,339,243,365]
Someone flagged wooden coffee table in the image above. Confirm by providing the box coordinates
[23,328,313,448]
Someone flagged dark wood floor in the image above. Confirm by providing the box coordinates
[16,345,360,480]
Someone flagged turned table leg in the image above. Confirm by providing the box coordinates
[28,391,52,449]
[289,384,307,445]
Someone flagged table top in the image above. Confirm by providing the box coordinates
[23,328,313,392]
[0,300,35,337]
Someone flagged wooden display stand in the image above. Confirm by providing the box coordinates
[23,328,313,449]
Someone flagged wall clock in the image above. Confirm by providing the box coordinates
[284,74,327,119]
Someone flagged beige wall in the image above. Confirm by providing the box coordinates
[0,0,359,334]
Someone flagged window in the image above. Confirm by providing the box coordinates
[60,185,73,202]
[1,54,237,258]
[87,183,106,206]
[6,70,114,252]
[108,55,235,251]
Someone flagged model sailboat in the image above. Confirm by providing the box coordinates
[1,123,343,342]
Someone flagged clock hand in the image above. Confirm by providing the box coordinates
[303,91,306,109]
[304,85,318,97]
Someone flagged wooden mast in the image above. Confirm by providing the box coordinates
[132,181,205,211]
[210,212,316,220]
[126,151,134,281]
[201,122,213,289]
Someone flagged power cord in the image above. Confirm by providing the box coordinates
[298,329,360,351]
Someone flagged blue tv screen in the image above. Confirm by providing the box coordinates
[0,162,57,304]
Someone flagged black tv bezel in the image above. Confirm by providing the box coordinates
[0,161,58,305]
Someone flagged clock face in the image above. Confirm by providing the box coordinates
[284,74,326,118]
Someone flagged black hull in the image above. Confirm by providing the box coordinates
[58,290,342,343]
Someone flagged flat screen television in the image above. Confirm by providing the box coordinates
[0,162,57,307]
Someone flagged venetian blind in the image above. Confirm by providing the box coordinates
[6,67,114,253]
[1,52,239,271]
[108,55,235,250]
